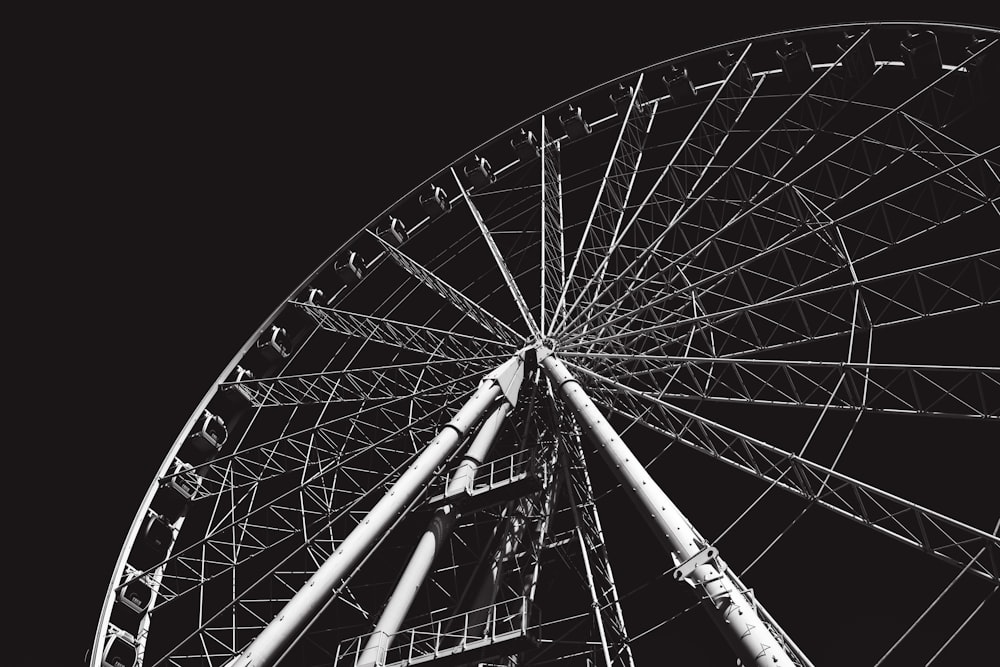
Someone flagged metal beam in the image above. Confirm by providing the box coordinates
[540,348,809,667]
[374,236,521,344]
[357,402,509,667]
[572,362,1000,581]
[298,300,511,359]
[224,354,526,667]
[555,74,656,331]
[540,115,565,335]
[451,167,539,338]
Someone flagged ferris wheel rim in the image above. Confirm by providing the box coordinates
[93,21,999,667]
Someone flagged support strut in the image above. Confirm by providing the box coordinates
[225,354,526,667]
[539,347,809,667]
[357,402,510,667]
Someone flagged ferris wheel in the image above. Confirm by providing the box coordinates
[91,22,999,667]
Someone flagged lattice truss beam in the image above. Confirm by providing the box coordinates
[137,388,477,661]
[557,44,762,336]
[219,358,505,409]
[556,35,999,346]
[563,249,999,361]
[556,75,657,330]
[566,361,1000,582]
[294,301,513,360]
[564,353,1000,420]
[117,34,1000,667]
[540,116,565,335]
[376,239,522,345]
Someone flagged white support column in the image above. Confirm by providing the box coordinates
[226,355,526,667]
[357,403,510,667]
[539,348,807,667]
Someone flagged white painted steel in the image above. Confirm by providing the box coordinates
[225,355,525,667]
[356,402,510,667]
[540,348,803,667]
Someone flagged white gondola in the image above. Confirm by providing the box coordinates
[140,510,173,558]
[118,566,153,615]
[381,215,408,246]
[776,39,812,83]
[464,155,495,188]
[559,104,591,140]
[664,66,697,104]
[837,31,876,79]
[335,250,367,285]
[511,128,539,162]
[257,324,291,361]
[101,625,138,667]
[419,184,451,218]
[183,409,227,463]
[901,30,942,80]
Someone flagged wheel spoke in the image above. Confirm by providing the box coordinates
[220,357,503,408]
[646,38,996,292]
[561,247,999,356]
[374,235,523,343]
[561,37,996,341]
[566,353,1000,419]
[557,43,760,335]
[555,73,658,332]
[569,361,1000,581]
[563,151,995,362]
[560,33,877,338]
[540,114,566,335]
[296,300,512,358]
[451,167,540,337]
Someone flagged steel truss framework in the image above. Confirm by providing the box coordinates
[94,22,999,667]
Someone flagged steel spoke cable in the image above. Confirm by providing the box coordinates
[707,363,856,567]
[133,393,471,594]
[451,167,540,336]
[560,179,995,355]
[627,600,702,644]
[723,386,868,576]
[572,39,997,337]
[566,87,997,344]
[553,73,659,330]
[149,423,480,667]
[560,247,998,350]
[681,310,854,560]
[565,359,1000,579]
[555,32,882,337]
[568,147,997,356]
[553,42,760,334]
[925,586,998,665]
[873,517,1000,666]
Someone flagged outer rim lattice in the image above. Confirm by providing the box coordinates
[93,21,999,667]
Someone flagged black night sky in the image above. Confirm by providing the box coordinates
[15,6,999,666]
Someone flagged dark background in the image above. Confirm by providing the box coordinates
[14,6,998,666]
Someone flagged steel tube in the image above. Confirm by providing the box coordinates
[226,356,524,667]
[540,348,803,667]
[357,403,509,666]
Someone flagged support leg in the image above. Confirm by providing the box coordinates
[225,355,526,667]
[356,403,510,667]
[540,348,808,667]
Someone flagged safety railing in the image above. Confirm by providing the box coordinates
[335,596,537,667]
[426,450,539,511]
